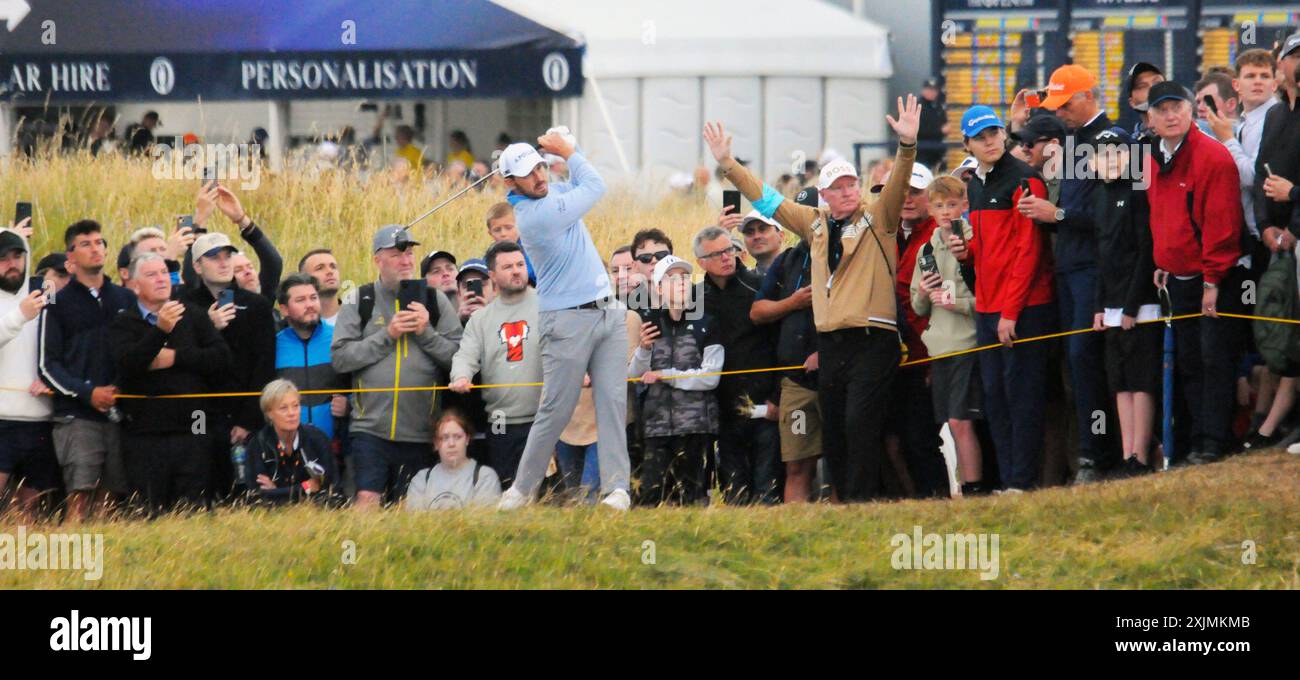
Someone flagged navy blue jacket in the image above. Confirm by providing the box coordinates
[1046,112,1112,274]
[38,277,137,421]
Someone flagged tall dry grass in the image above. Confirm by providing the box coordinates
[1,150,725,285]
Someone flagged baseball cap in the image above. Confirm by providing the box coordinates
[740,211,782,234]
[1281,32,1300,60]
[794,186,819,207]
[951,156,979,178]
[457,258,489,280]
[652,255,693,287]
[1125,62,1164,111]
[1094,126,1135,147]
[817,159,858,190]
[420,250,456,277]
[1012,114,1068,145]
[35,252,67,276]
[191,232,237,261]
[1040,64,1097,110]
[870,163,934,194]
[961,105,1004,138]
[499,142,546,178]
[0,230,27,257]
[371,224,420,253]
[1147,81,1193,108]
[922,77,940,89]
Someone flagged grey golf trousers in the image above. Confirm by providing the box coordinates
[510,307,630,497]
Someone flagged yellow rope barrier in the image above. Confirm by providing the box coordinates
[0,310,1288,400]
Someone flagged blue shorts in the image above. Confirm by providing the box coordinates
[350,432,435,502]
[0,420,61,491]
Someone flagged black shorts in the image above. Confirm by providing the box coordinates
[930,354,983,423]
[1104,325,1162,394]
[350,432,436,501]
[0,420,61,491]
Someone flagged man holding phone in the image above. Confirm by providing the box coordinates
[331,225,462,509]
[495,131,633,511]
[455,259,495,325]
[1256,33,1300,257]
[0,224,60,519]
[182,232,277,498]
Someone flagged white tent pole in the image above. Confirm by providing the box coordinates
[266,100,289,172]
[586,75,631,175]
[0,104,13,158]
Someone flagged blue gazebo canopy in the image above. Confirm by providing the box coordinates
[0,0,584,102]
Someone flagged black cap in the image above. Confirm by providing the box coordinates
[1281,32,1300,60]
[1147,81,1193,108]
[1011,113,1068,144]
[794,186,819,208]
[35,252,67,275]
[420,249,456,277]
[0,230,26,257]
[116,242,134,271]
[923,77,940,89]
[1125,62,1163,94]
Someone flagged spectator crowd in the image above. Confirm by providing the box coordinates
[6,37,1300,521]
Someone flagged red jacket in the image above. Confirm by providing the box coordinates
[1146,126,1243,284]
[967,152,1055,321]
[897,216,938,359]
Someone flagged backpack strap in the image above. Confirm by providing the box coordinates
[357,283,376,329]
[472,460,481,486]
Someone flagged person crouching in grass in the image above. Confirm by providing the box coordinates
[406,411,502,510]
[1090,128,1161,477]
[244,378,338,505]
[910,176,987,496]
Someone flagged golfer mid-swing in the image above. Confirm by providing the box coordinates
[496,131,631,510]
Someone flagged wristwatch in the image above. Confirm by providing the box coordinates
[1053,207,1065,222]
[1202,281,1218,290]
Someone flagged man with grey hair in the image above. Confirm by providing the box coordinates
[694,224,780,504]
[1023,63,1118,483]
[109,252,232,515]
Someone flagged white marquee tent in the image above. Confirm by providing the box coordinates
[498,0,895,181]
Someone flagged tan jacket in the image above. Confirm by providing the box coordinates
[723,143,916,332]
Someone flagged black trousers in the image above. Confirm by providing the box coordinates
[486,422,532,488]
[716,416,781,505]
[639,434,712,506]
[886,366,950,498]
[125,431,210,517]
[1168,270,1247,456]
[818,327,900,502]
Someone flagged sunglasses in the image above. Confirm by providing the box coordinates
[635,250,671,264]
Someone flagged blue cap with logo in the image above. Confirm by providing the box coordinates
[961,105,1004,138]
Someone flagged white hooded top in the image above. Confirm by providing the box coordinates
[0,228,53,422]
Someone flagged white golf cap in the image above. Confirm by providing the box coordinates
[870,164,935,194]
[191,232,237,261]
[817,159,858,190]
[951,156,979,177]
[741,210,781,232]
[499,142,546,178]
[652,254,693,287]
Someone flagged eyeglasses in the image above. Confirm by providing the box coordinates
[698,245,741,260]
[635,250,670,264]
